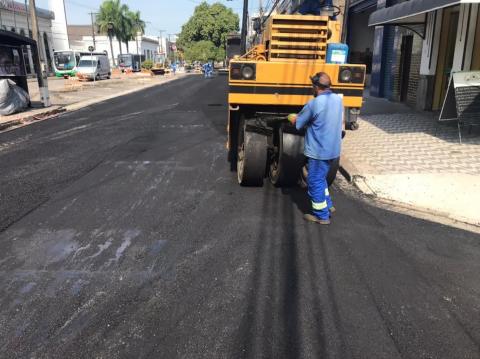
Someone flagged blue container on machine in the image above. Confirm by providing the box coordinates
[326,43,349,64]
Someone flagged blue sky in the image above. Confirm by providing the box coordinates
[36,0,256,36]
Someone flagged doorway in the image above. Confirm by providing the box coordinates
[399,35,413,102]
[433,6,460,110]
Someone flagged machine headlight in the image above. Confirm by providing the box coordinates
[338,66,365,84]
[241,65,255,80]
[230,63,256,80]
[339,68,352,83]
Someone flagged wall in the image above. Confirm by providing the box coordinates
[348,10,374,53]
[47,0,69,51]
[75,36,159,66]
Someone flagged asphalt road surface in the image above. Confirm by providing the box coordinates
[0,74,479,359]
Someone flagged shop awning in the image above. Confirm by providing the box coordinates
[0,30,37,47]
[369,0,479,27]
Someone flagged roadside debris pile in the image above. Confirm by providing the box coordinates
[0,79,29,116]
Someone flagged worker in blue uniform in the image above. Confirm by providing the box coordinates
[288,72,343,225]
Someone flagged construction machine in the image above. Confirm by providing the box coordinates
[227,0,365,186]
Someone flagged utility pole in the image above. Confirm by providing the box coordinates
[89,12,97,49]
[168,34,176,65]
[240,0,248,54]
[29,0,50,107]
[24,0,30,34]
[159,30,165,65]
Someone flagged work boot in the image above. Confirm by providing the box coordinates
[303,214,330,225]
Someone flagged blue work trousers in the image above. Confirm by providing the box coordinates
[307,158,333,220]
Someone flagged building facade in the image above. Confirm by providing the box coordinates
[67,25,163,66]
[0,0,55,74]
[350,0,480,111]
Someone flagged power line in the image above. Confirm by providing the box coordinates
[64,0,98,11]
[262,0,281,25]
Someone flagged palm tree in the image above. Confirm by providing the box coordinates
[96,0,123,66]
[128,11,146,55]
[118,4,132,53]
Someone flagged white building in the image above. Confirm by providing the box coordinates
[47,0,69,51]
[0,0,55,74]
[68,25,160,66]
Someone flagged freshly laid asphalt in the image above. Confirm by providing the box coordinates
[0,74,479,359]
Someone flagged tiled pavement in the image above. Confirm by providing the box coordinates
[343,102,480,176]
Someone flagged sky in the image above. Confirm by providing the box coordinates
[36,0,259,37]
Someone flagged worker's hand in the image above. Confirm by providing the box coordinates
[287,113,297,124]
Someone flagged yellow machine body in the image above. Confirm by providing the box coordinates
[228,14,365,110]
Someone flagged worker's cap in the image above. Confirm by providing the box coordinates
[310,72,331,88]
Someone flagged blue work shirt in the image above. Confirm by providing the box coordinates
[295,90,343,160]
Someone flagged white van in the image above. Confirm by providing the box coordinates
[76,54,111,80]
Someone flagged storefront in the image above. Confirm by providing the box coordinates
[369,0,480,110]
[0,1,55,75]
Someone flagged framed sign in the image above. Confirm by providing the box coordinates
[438,71,480,143]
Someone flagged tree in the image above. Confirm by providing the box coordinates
[128,10,146,55]
[178,2,239,61]
[183,40,218,63]
[118,4,132,53]
[97,1,146,63]
[97,0,123,65]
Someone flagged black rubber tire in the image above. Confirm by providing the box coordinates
[326,157,340,186]
[237,120,268,186]
[348,121,360,131]
[269,125,304,187]
[228,112,240,171]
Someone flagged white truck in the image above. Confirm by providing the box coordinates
[76,54,111,81]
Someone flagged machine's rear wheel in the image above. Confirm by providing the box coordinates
[269,125,304,187]
[300,157,340,188]
[326,158,340,186]
[237,120,267,186]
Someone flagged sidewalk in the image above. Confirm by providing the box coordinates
[341,92,480,226]
[0,71,187,132]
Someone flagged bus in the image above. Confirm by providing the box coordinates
[117,54,145,72]
[53,49,108,78]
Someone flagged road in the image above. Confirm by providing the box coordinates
[0,74,479,359]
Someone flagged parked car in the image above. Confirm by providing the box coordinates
[76,54,111,81]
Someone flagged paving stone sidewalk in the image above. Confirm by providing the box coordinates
[342,93,480,226]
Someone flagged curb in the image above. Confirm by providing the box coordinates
[0,74,187,133]
[0,106,66,132]
[339,155,376,196]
